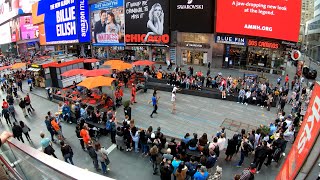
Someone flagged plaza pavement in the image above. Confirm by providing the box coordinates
[4,65,298,179]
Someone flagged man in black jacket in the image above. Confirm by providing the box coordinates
[19,98,27,117]
[253,141,269,173]
[12,122,24,143]
[94,10,107,43]
[87,141,100,171]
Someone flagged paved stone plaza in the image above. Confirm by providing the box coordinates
[0,66,297,179]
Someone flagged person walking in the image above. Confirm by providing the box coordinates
[44,116,56,142]
[75,124,85,150]
[2,106,12,126]
[12,122,24,143]
[253,141,269,173]
[149,93,159,118]
[51,117,64,141]
[171,91,176,113]
[20,121,31,142]
[236,134,252,167]
[8,104,16,122]
[40,132,57,158]
[87,141,100,171]
[24,94,35,111]
[60,140,74,165]
[95,142,110,174]
[130,84,137,104]
[27,77,32,91]
[18,98,27,117]
[80,123,91,147]
[109,117,117,144]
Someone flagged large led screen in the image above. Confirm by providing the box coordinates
[216,0,301,42]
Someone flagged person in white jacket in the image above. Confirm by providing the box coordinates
[130,127,140,153]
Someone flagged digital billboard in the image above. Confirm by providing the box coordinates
[0,0,38,24]
[216,0,301,42]
[125,0,169,45]
[170,0,213,33]
[0,23,12,45]
[9,18,20,42]
[91,0,125,46]
[20,16,39,40]
[34,0,90,45]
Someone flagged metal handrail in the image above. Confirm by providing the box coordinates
[0,155,24,180]
[6,139,114,180]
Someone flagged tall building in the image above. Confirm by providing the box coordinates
[300,0,315,42]
[306,0,320,62]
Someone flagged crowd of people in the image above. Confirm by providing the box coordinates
[0,59,315,179]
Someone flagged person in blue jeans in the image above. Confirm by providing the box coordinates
[237,135,249,167]
[130,127,140,153]
[95,142,109,174]
[139,129,149,155]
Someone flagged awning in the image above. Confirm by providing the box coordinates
[27,67,41,72]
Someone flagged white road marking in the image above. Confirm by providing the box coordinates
[106,144,117,154]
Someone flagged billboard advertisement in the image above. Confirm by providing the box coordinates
[0,0,38,24]
[276,82,320,180]
[91,0,125,46]
[34,0,90,45]
[125,0,169,45]
[20,16,39,40]
[170,0,213,33]
[9,18,20,42]
[0,23,12,45]
[216,0,301,42]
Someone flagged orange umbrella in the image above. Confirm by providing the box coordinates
[11,63,26,69]
[84,58,99,63]
[103,60,124,66]
[132,60,155,66]
[61,69,88,77]
[78,76,115,89]
[109,62,132,71]
[82,69,111,77]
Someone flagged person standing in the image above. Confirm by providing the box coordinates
[75,124,85,150]
[171,91,176,114]
[149,93,159,118]
[80,123,91,147]
[253,141,269,173]
[40,132,57,158]
[51,117,64,141]
[60,141,74,165]
[150,145,160,175]
[18,98,27,117]
[95,142,110,174]
[87,141,100,171]
[110,117,117,144]
[12,122,24,143]
[27,77,32,91]
[20,121,31,142]
[225,134,239,161]
[8,104,16,122]
[131,84,137,104]
[236,134,251,167]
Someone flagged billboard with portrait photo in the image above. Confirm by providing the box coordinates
[9,18,20,42]
[125,0,169,45]
[20,16,39,40]
[0,22,12,45]
[216,0,301,42]
[91,0,125,46]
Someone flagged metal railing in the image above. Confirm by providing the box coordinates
[0,138,114,180]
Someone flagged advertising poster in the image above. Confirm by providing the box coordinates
[35,0,90,45]
[170,0,213,33]
[125,0,169,45]
[276,82,320,180]
[20,16,39,40]
[216,0,301,42]
[0,0,37,24]
[0,23,12,45]
[91,0,125,46]
[9,18,20,42]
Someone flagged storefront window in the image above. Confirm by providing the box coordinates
[152,47,167,62]
[109,46,125,59]
[181,33,210,44]
[130,46,149,60]
[182,50,204,65]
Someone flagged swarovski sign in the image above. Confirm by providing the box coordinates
[177,0,204,9]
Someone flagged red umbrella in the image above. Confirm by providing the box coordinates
[82,69,111,77]
[0,66,11,71]
[61,69,88,77]
[132,60,155,66]
[84,59,99,63]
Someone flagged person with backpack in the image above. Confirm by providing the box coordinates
[60,140,74,165]
[18,98,27,117]
[236,134,252,167]
[12,122,24,143]
[209,137,220,158]
[185,156,198,180]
